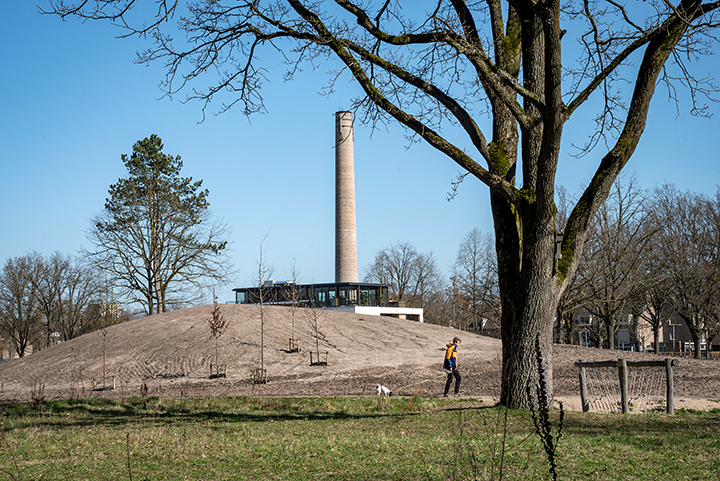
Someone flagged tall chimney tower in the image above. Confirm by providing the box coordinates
[335,111,358,283]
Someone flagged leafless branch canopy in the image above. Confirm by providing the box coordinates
[43,0,719,231]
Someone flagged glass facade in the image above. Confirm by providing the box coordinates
[233,282,389,308]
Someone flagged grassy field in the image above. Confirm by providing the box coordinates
[1,396,719,480]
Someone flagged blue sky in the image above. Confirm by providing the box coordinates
[1,2,718,305]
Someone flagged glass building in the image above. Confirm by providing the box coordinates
[234,282,390,308]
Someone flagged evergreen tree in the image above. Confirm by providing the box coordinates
[85,135,230,316]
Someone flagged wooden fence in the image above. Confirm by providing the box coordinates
[575,359,678,414]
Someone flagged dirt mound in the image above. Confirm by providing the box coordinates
[1,304,718,411]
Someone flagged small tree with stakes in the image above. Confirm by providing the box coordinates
[305,286,328,366]
[207,289,228,378]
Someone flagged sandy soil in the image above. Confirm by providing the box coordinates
[1,304,718,411]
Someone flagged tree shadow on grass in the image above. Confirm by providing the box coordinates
[0,396,450,431]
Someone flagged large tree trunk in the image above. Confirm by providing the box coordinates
[493,190,558,410]
[499,269,556,409]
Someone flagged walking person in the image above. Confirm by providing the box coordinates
[443,337,462,397]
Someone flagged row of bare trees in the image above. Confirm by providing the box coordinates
[647,184,720,355]
[0,252,127,357]
[558,178,720,357]
[1,135,232,359]
[364,234,500,333]
[556,176,654,349]
[367,179,720,358]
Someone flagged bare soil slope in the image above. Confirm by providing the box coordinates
[1,305,718,410]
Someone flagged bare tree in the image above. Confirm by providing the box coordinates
[207,289,229,369]
[653,184,720,358]
[634,278,674,353]
[408,251,443,310]
[421,284,453,327]
[84,276,127,389]
[84,135,232,316]
[706,296,720,354]
[365,242,441,308]
[705,190,720,350]
[26,252,99,345]
[0,255,41,357]
[284,259,302,352]
[554,265,592,345]
[633,224,675,353]
[25,252,60,348]
[553,186,593,344]
[304,285,328,364]
[255,233,275,384]
[453,228,498,333]
[44,0,720,409]
[575,176,655,349]
[365,242,419,303]
[58,258,99,341]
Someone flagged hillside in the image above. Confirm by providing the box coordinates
[1,304,718,410]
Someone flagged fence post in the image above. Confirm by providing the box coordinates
[665,358,675,415]
[578,359,590,412]
[618,359,629,413]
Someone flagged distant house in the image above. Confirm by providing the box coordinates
[568,307,719,355]
[573,312,596,347]
[658,315,720,355]
[570,311,640,351]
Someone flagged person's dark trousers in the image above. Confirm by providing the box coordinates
[444,370,461,395]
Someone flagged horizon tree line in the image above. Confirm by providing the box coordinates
[0,252,129,357]
[366,179,720,359]
[0,135,232,357]
[3,170,719,361]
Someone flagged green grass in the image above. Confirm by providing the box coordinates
[1,396,718,480]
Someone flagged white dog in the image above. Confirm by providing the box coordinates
[375,384,393,397]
